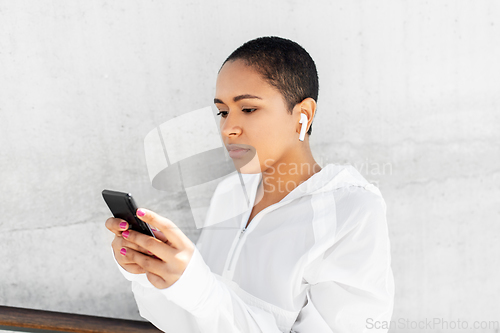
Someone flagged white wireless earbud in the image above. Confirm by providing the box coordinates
[299,113,308,142]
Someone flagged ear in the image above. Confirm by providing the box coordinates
[294,97,317,134]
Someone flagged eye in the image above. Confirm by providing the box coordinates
[216,108,256,118]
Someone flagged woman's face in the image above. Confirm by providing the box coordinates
[215,59,299,173]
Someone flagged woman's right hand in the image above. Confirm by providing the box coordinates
[105,217,149,274]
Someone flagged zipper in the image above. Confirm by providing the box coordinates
[225,199,290,275]
[224,179,300,277]
[227,225,247,272]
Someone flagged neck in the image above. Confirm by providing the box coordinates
[256,140,322,204]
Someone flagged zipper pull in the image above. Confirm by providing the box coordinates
[239,228,246,239]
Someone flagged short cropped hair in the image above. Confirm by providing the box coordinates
[220,36,319,136]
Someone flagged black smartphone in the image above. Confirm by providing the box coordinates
[102,189,156,238]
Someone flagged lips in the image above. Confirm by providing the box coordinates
[226,144,251,159]
[226,144,250,151]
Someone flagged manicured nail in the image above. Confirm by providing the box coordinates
[120,248,127,256]
[122,230,129,239]
[137,209,145,217]
[147,251,152,254]
[150,226,158,231]
[119,222,127,230]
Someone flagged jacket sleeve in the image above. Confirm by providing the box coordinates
[291,189,395,333]
[114,246,283,333]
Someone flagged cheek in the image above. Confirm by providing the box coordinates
[255,111,291,135]
[252,123,291,157]
[253,119,284,143]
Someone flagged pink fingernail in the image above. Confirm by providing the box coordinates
[119,222,127,230]
[122,230,129,239]
[137,209,145,217]
[120,248,127,256]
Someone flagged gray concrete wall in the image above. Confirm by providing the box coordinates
[1,1,499,332]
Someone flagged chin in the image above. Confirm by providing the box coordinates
[233,149,262,174]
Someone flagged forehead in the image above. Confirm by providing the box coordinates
[215,59,276,100]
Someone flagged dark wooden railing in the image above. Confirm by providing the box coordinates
[0,306,161,332]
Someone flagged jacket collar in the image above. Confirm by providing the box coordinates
[203,164,379,228]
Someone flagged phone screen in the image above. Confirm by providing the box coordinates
[102,189,156,238]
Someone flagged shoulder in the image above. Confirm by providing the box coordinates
[332,185,388,238]
[303,184,392,285]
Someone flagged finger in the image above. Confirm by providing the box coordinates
[136,208,187,250]
[123,229,176,262]
[113,234,154,257]
[152,230,175,248]
[121,263,146,274]
[112,237,137,264]
[105,217,129,236]
[145,271,169,289]
[122,238,151,255]
[112,243,139,266]
[152,229,170,244]
[113,246,147,274]
[150,228,173,247]
[122,246,168,278]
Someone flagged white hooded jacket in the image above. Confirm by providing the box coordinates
[115,163,395,332]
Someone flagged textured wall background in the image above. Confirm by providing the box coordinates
[1,1,499,332]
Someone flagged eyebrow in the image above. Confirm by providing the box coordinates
[214,94,262,104]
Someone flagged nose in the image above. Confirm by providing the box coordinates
[220,111,242,139]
